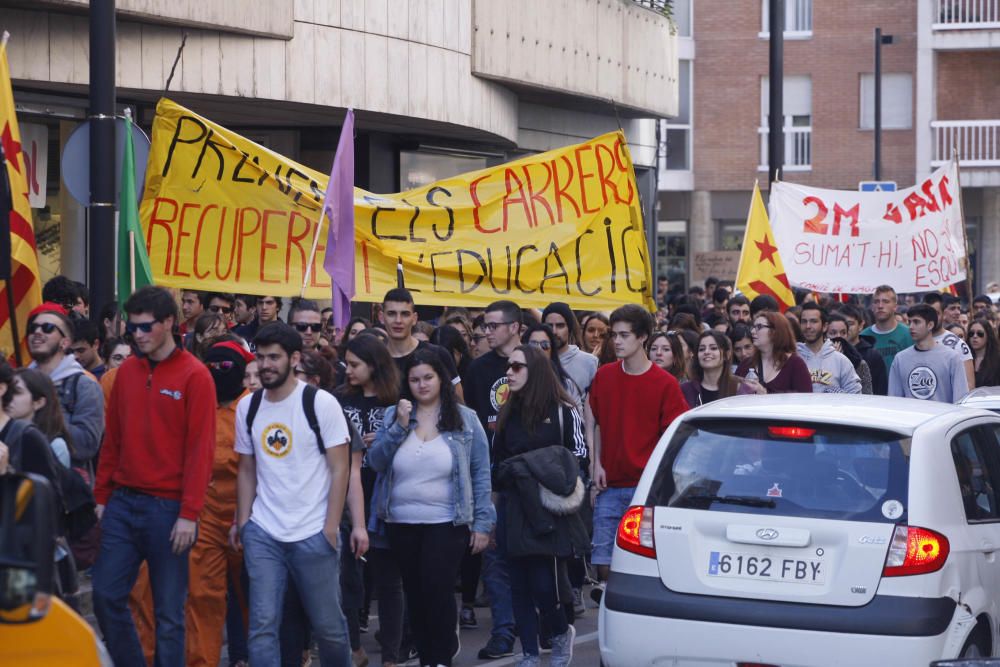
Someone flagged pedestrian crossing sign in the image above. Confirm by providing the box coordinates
[858,181,897,192]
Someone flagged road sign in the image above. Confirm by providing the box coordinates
[858,181,897,192]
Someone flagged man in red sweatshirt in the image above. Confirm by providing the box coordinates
[92,286,217,667]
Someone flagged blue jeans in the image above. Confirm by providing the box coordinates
[484,495,516,643]
[92,489,189,667]
[242,520,351,667]
[591,486,636,566]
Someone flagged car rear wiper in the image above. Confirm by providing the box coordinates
[684,493,777,508]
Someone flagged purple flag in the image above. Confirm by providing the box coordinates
[322,109,355,330]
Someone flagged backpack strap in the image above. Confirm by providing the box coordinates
[244,389,265,445]
[59,373,83,415]
[301,384,325,457]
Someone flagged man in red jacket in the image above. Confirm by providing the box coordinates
[586,304,688,603]
[91,286,217,667]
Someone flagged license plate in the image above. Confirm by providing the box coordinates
[707,551,825,584]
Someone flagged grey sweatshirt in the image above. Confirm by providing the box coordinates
[559,345,598,401]
[796,341,862,394]
[31,354,105,464]
[888,343,969,403]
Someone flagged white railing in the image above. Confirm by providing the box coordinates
[931,120,1000,166]
[933,0,1000,29]
[758,126,812,172]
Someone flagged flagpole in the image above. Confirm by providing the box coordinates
[952,147,974,300]
[300,208,326,297]
[129,230,136,293]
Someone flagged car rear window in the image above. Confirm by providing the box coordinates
[646,419,910,523]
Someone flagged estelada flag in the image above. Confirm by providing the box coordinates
[736,182,795,312]
[0,34,42,359]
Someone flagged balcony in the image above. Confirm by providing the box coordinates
[933,0,1000,29]
[931,120,1000,166]
[758,126,813,172]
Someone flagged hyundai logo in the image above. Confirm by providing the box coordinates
[756,528,780,541]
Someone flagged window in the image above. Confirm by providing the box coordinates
[859,73,913,130]
[951,430,999,522]
[717,220,747,251]
[664,61,692,171]
[673,0,692,37]
[399,151,488,190]
[760,0,813,37]
[759,76,812,171]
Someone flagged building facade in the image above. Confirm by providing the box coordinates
[658,0,1000,295]
[3,0,678,289]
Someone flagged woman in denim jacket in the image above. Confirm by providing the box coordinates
[368,348,495,667]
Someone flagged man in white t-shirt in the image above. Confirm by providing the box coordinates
[233,322,352,666]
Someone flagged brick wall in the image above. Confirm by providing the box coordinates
[937,51,1000,120]
[693,0,917,191]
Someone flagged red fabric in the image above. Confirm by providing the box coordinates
[211,340,254,363]
[589,361,688,487]
[735,355,813,394]
[28,301,68,318]
[94,347,217,520]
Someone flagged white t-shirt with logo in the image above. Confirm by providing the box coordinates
[935,331,972,362]
[235,381,350,542]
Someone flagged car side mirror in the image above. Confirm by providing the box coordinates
[0,473,57,623]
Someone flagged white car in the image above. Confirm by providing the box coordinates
[599,393,1000,667]
[960,387,1000,415]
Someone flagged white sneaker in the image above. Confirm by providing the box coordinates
[549,624,576,667]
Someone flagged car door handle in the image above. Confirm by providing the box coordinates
[980,541,996,555]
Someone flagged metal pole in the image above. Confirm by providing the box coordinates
[88,0,116,324]
[768,0,784,188]
[874,27,882,180]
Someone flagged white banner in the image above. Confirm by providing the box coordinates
[769,162,966,294]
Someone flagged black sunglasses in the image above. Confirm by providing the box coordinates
[294,323,323,333]
[125,321,157,334]
[28,322,67,337]
[208,305,233,314]
[507,361,528,372]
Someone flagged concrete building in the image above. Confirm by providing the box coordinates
[658,0,1000,295]
[3,0,678,287]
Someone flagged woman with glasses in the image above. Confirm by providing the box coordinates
[969,318,1000,388]
[681,331,748,407]
[188,312,229,359]
[493,345,588,667]
[735,311,812,394]
[101,337,132,370]
[648,331,687,381]
[369,349,494,667]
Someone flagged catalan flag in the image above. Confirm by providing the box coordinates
[0,34,42,360]
[736,182,795,312]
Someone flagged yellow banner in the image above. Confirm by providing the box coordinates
[140,98,654,310]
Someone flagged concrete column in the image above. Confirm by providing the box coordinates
[981,187,1000,289]
[688,189,713,285]
[915,0,936,180]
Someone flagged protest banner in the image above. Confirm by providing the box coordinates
[768,162,966,294]
[139,99,655,310]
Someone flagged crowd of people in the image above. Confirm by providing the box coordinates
[1,273,1000,667]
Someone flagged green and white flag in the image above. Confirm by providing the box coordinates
[118,114,153,302]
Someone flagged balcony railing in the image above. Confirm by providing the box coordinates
[758,126,812,172]
[933,0,1000,29]
[931,120,1000,166]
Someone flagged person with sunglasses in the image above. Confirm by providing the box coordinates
[92,286,217,667]
[288,298,325,351]
[969,317,1000,388]
[493,345,589,667]
[26,303,105,472]
[206,292,237,326]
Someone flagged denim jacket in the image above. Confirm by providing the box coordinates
[367,404,496,534]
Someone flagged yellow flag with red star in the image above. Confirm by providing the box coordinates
[0,34,42,359]
[736,182,795,312]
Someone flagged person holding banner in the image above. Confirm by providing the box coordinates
[735,311,812,395]
[888,304,969,404]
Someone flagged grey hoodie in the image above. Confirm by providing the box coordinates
[795,341,862,394]
[559,345,598,401]
[31,354,105,465]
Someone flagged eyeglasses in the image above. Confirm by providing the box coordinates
[969,330,987,338]
[506,361,528,373]
[484,321,516,332]
[125,321,157,334]
[528,340,551,350]
[472,334,486,343]
[28,322,67,337]
[293,323,323,333]
[751,324,773,331]
[206,360,237,371]
[208,305,233,314]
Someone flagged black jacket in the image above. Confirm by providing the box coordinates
[857,334,889,395]
[496,445,590,559]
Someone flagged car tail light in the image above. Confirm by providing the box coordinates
[882,525,950,577]
[616,505,655,558]
[767,425,816,439]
